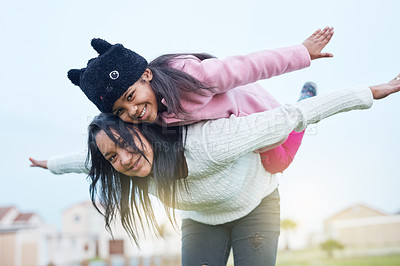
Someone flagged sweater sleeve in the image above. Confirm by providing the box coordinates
[47,150,90,175]
[188,86,373,164]
[168,45,311,111]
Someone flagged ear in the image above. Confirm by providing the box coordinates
[67,68,85,86]
[141,68,153,82]
[91,38,112,55]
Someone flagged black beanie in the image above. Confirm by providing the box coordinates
[68,38,148,113]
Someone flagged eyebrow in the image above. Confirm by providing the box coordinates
[102,136,121,158]
[123,87,134,101]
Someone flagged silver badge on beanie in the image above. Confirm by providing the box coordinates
[109,70,119,80]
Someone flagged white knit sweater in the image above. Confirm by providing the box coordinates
[47,86,373,225]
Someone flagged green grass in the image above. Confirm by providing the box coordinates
[277,250,400,266]
[277,255,400,266]
[226,247,400,265]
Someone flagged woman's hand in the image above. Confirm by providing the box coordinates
[370,74,400,100]
[303,27,334,60]
[29,157,48,169]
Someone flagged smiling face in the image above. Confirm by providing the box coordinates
[112,68,158,124]
[95,128,154,177]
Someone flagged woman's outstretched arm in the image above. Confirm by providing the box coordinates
[194,74,400,164]
[30,150,89,175]
[30,74,400,175]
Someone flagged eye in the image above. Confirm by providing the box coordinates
[115,109,123,117]
[122,141,128,149]
[115,136,130,150]
[127,92,134,101]
[108,154,116,163]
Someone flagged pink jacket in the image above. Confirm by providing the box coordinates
[156,44,311,125]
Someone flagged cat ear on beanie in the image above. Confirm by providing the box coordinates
[67,68,85,86]
[67,38,148,113]
[91,38,112,55]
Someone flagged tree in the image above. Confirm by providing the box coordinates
[281,219,297,250]
[320,239,344,258]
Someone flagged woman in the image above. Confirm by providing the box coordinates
[43,75,400,265]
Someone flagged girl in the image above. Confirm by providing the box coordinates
[44,75,400,265]
[64,27,334,173]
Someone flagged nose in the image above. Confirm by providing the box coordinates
[120,150,132,168]
[127,105,138,118]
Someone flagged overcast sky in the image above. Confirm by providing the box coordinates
[1,0,399,240]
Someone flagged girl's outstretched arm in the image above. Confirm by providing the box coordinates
[171,27,333,99]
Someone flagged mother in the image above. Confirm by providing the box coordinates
[49,76,400,265]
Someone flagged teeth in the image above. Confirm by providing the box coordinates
[138,105,146,118]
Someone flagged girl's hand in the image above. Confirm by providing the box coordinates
[303,27,334,60]
[29,157,48,169]
[370,74,400,99]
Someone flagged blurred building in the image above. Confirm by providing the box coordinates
[311,204,400,247]
[59,201,181,265]
[0,202,181,266]
[0,206,57,266]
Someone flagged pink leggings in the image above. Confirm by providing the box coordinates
[260,131,304,174]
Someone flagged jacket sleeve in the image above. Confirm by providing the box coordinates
[169,45,311,111]
[187,86,373,164]
[47,149,90,175]
[260,131,305,173]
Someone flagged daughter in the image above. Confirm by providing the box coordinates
[31,27,334,173]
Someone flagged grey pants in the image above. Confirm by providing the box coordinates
[181,189,281,266]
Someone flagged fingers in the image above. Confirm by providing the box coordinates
[323,28,334,43]
[310,28,322,38]
[303,26,334,60]
[317,27,334,43]
[389,84,400,96]
[319,52,334,58]
[29,157,42,168]
[29,157,36,167]
[315,27,330,39]
[307,26,334,48]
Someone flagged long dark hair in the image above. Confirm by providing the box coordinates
[148,53,217,116]
[87,113,188,245]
